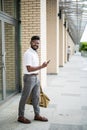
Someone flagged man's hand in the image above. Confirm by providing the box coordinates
[41,60,50,68]
[27,60,50,72]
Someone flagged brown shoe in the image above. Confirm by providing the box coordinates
[34,115,48,122]
[18,116,31,124]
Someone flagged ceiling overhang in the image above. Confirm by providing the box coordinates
[59,0,87,44]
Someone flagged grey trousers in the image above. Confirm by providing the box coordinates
[67,54,70,61]
[18,74,40,117]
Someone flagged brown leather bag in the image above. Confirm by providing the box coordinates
[26,86,50,108]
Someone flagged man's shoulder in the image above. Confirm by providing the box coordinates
[24,48,35,57]
[25,48,31,53]
[24,49,30,55]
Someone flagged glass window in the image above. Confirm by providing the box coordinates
[0,20,3,100]
[0,0,1,10]
[5,23,16,97]
[2,0,17,18]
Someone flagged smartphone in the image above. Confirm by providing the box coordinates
[47,60,50,64]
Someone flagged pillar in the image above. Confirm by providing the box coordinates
[59,15,65,67]
[47,0,59,74]
[21,0,47,88]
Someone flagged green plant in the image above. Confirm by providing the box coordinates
[79,42,87,51]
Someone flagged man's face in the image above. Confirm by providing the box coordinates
[31,40,40,50]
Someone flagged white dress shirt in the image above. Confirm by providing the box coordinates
[23,48,39,74]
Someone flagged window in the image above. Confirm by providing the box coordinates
[0,0,17,18]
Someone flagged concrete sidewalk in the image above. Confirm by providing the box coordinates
[0,53,87,130]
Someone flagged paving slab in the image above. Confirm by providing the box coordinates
[0,53,87,130]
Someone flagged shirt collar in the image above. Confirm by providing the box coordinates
[29,47,37,53]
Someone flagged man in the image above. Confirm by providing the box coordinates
[18,36,50,124]
[67,45,71,61]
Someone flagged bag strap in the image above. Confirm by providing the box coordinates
[40,86,43,93]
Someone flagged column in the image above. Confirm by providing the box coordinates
[47,0,59,74]
[59,15,65,67]
[21,0,47,87]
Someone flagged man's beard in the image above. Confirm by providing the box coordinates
[31,45,38,50]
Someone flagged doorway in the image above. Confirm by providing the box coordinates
[0,15,19,102]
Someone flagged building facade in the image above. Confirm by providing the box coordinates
[0,0,75,103]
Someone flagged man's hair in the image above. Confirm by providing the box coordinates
[31,36,40,41]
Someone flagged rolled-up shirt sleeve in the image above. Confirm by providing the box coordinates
[24,53,32,66]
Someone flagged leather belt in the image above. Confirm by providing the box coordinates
[29,73,38,76]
